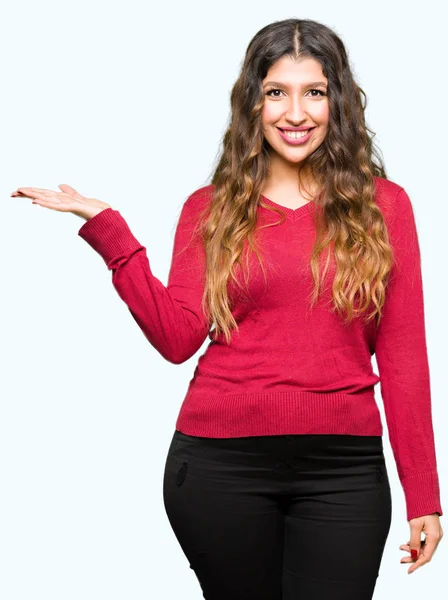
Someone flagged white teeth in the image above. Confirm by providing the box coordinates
[282,129,311,139]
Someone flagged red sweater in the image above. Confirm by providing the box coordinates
[78,176,442,522]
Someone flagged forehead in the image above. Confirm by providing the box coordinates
[263,56,327,85]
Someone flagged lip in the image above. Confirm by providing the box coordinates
[276,126,315,145]
[278,126,314,131]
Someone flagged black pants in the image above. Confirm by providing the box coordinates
[163,431,392,599]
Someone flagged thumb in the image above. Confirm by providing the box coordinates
[58,184,84,200]
[409,523,423,560]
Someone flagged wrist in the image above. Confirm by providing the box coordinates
[80,206,112,221]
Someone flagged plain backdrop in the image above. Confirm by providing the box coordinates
[0,1,446,598]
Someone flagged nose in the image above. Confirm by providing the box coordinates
[284,93,308,123]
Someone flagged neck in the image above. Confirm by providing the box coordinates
[264,155,319,199]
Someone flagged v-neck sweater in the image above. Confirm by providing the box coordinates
[77,176,442,522]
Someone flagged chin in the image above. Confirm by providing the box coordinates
[271,146,312,162]
[286,157,310,165]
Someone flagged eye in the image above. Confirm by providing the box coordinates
[264,88,327,98]
[308,89,327,97]
[265,88,285,98]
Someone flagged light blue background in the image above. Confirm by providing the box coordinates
[0,0,446,598]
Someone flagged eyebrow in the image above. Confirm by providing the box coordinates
[263,80,328,89]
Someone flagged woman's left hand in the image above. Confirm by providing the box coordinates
[399,513,443,574]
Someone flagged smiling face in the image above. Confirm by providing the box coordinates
[261,55,330,169]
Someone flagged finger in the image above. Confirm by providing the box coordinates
[27,192,64,208]
[406,536,437,574]
[58,183,83,199]
[11,190,39,199]
[16,187,56,194]
[16,190,51,201]
[407,551,429,574]
[399,539,425,551]
[409,525,423,562]
[13,189,53,200]
[11,190,34,197]
[420,537,437,562]
[33,192,63,203]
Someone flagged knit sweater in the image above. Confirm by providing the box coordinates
[78,176,442,522]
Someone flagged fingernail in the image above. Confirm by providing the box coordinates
[411,549,418,560]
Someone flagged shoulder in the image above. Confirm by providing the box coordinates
[373,176,411,224]
[373,175,404,207]
[184,184,214,214]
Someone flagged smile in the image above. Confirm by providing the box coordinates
[276,127,315,145]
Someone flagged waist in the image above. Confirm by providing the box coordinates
[175,388,382,438]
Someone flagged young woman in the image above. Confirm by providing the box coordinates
[12,17,443,600]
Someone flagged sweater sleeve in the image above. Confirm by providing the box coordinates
[375,187,443,521]
[77,196,210,364]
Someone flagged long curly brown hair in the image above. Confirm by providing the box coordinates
[188,18,394,345]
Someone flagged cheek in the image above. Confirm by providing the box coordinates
[261,103,280,126]
[316,102,330,124]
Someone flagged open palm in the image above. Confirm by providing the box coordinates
[11,184,111,221]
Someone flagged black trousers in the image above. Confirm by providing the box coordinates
[163,430,392,600]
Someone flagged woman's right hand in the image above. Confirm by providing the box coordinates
[11,183,112,221]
